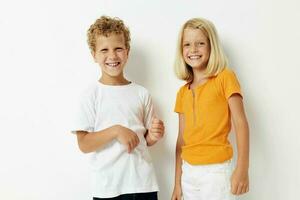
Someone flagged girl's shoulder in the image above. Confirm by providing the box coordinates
[214,67,239,83]
[175,82,190,98]
[216,67,236,78]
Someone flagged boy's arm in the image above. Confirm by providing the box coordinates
[145,118,165,146]
[228,94,250,195]
[76,125,139,153]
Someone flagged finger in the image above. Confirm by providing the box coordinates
[150,127,164,134]
[152,118,161,124]
[246,185,249,193]
[236,184,244,195]
[135,135,140,145]
[231,183,238,194]
[133,137,139,148]
[151,123,162,129]
[127,144,131,153]
[152,131,163,139]
[242,185,248,194]
[127,142,133,153]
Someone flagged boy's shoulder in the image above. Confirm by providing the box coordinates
[78,82,99,100]
[131,82,149,92]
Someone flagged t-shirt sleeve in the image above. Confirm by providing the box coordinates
[71,90,96,134]
[221,69,243,99]
[174,87,184,113]
[143,90,155,130]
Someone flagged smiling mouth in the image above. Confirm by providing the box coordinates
[188,55,202,60]
[106,62,120,68]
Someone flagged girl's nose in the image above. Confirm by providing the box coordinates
[191,44,198,52]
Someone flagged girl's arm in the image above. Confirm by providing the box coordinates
[172,113,185,200]
[228,94,250,195]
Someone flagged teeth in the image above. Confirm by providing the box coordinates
[189,55,201,59]
[106,62,119,67]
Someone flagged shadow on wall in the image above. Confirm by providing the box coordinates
[125,45,151,86]
[125,45,173,199]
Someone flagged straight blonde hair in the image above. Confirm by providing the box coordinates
[174,18,228,82]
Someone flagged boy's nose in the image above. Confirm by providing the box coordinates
[108,51,118,59]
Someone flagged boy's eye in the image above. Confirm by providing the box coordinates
[183,43,190,47]
[100,49,108,53]
[115,48,124,52]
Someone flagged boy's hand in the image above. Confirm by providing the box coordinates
[115,125,139,153]
[148,117,165,142]
[231,167,249,195]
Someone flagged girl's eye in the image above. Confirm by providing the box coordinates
[100,49,108,53]
[183,43,190,47]
[197,42,205,46]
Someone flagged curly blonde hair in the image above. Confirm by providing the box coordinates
[174,18,228,82]
[87,16,131,52]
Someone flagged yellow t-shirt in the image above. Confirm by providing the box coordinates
[174,68,242,164]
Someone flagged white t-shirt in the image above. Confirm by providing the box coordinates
[72,81,159,198]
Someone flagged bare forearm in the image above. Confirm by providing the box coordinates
[76,125,120,153]
[235,120,249,169]
[174,142,183,186]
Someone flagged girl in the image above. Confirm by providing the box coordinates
[171,18,249,200]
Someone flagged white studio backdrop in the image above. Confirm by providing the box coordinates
[0,0,299,199]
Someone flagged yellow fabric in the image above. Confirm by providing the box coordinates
[174,68,242,164]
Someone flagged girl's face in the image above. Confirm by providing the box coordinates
[182,28,210,70]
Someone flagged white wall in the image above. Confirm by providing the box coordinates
[0,0,299,199]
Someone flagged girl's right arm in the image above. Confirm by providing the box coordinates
[172,113,185,200]
[76,125,140,153]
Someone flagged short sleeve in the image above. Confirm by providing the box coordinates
[220,68,243,99]
[174,87,184,113]
[71,90,96,134]
[143,90,155,130]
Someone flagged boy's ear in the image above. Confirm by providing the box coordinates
[91,51,96,62]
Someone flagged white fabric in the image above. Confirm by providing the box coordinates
[72,82,158,198]
[181,160,236,200]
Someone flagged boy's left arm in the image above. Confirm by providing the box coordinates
[145,118,165,146]
[228,94,250,195]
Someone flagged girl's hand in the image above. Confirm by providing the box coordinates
[148,118,165,141]
[115,125,140,153]
[231,167,249,195]
[171,185,182,200]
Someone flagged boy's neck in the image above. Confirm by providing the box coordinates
[99,75,130,86]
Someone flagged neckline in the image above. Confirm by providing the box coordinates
[188,78,211,90]
[97,80,133,88]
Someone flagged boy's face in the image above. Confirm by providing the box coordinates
[182,28,210,70]
[93,33,129,80]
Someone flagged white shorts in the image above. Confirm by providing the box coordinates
[181,160,236,200]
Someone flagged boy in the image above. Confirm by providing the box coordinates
[72,16,164,200]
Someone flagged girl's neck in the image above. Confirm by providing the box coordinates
[190,67,209,89]
[193,67,207,82]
